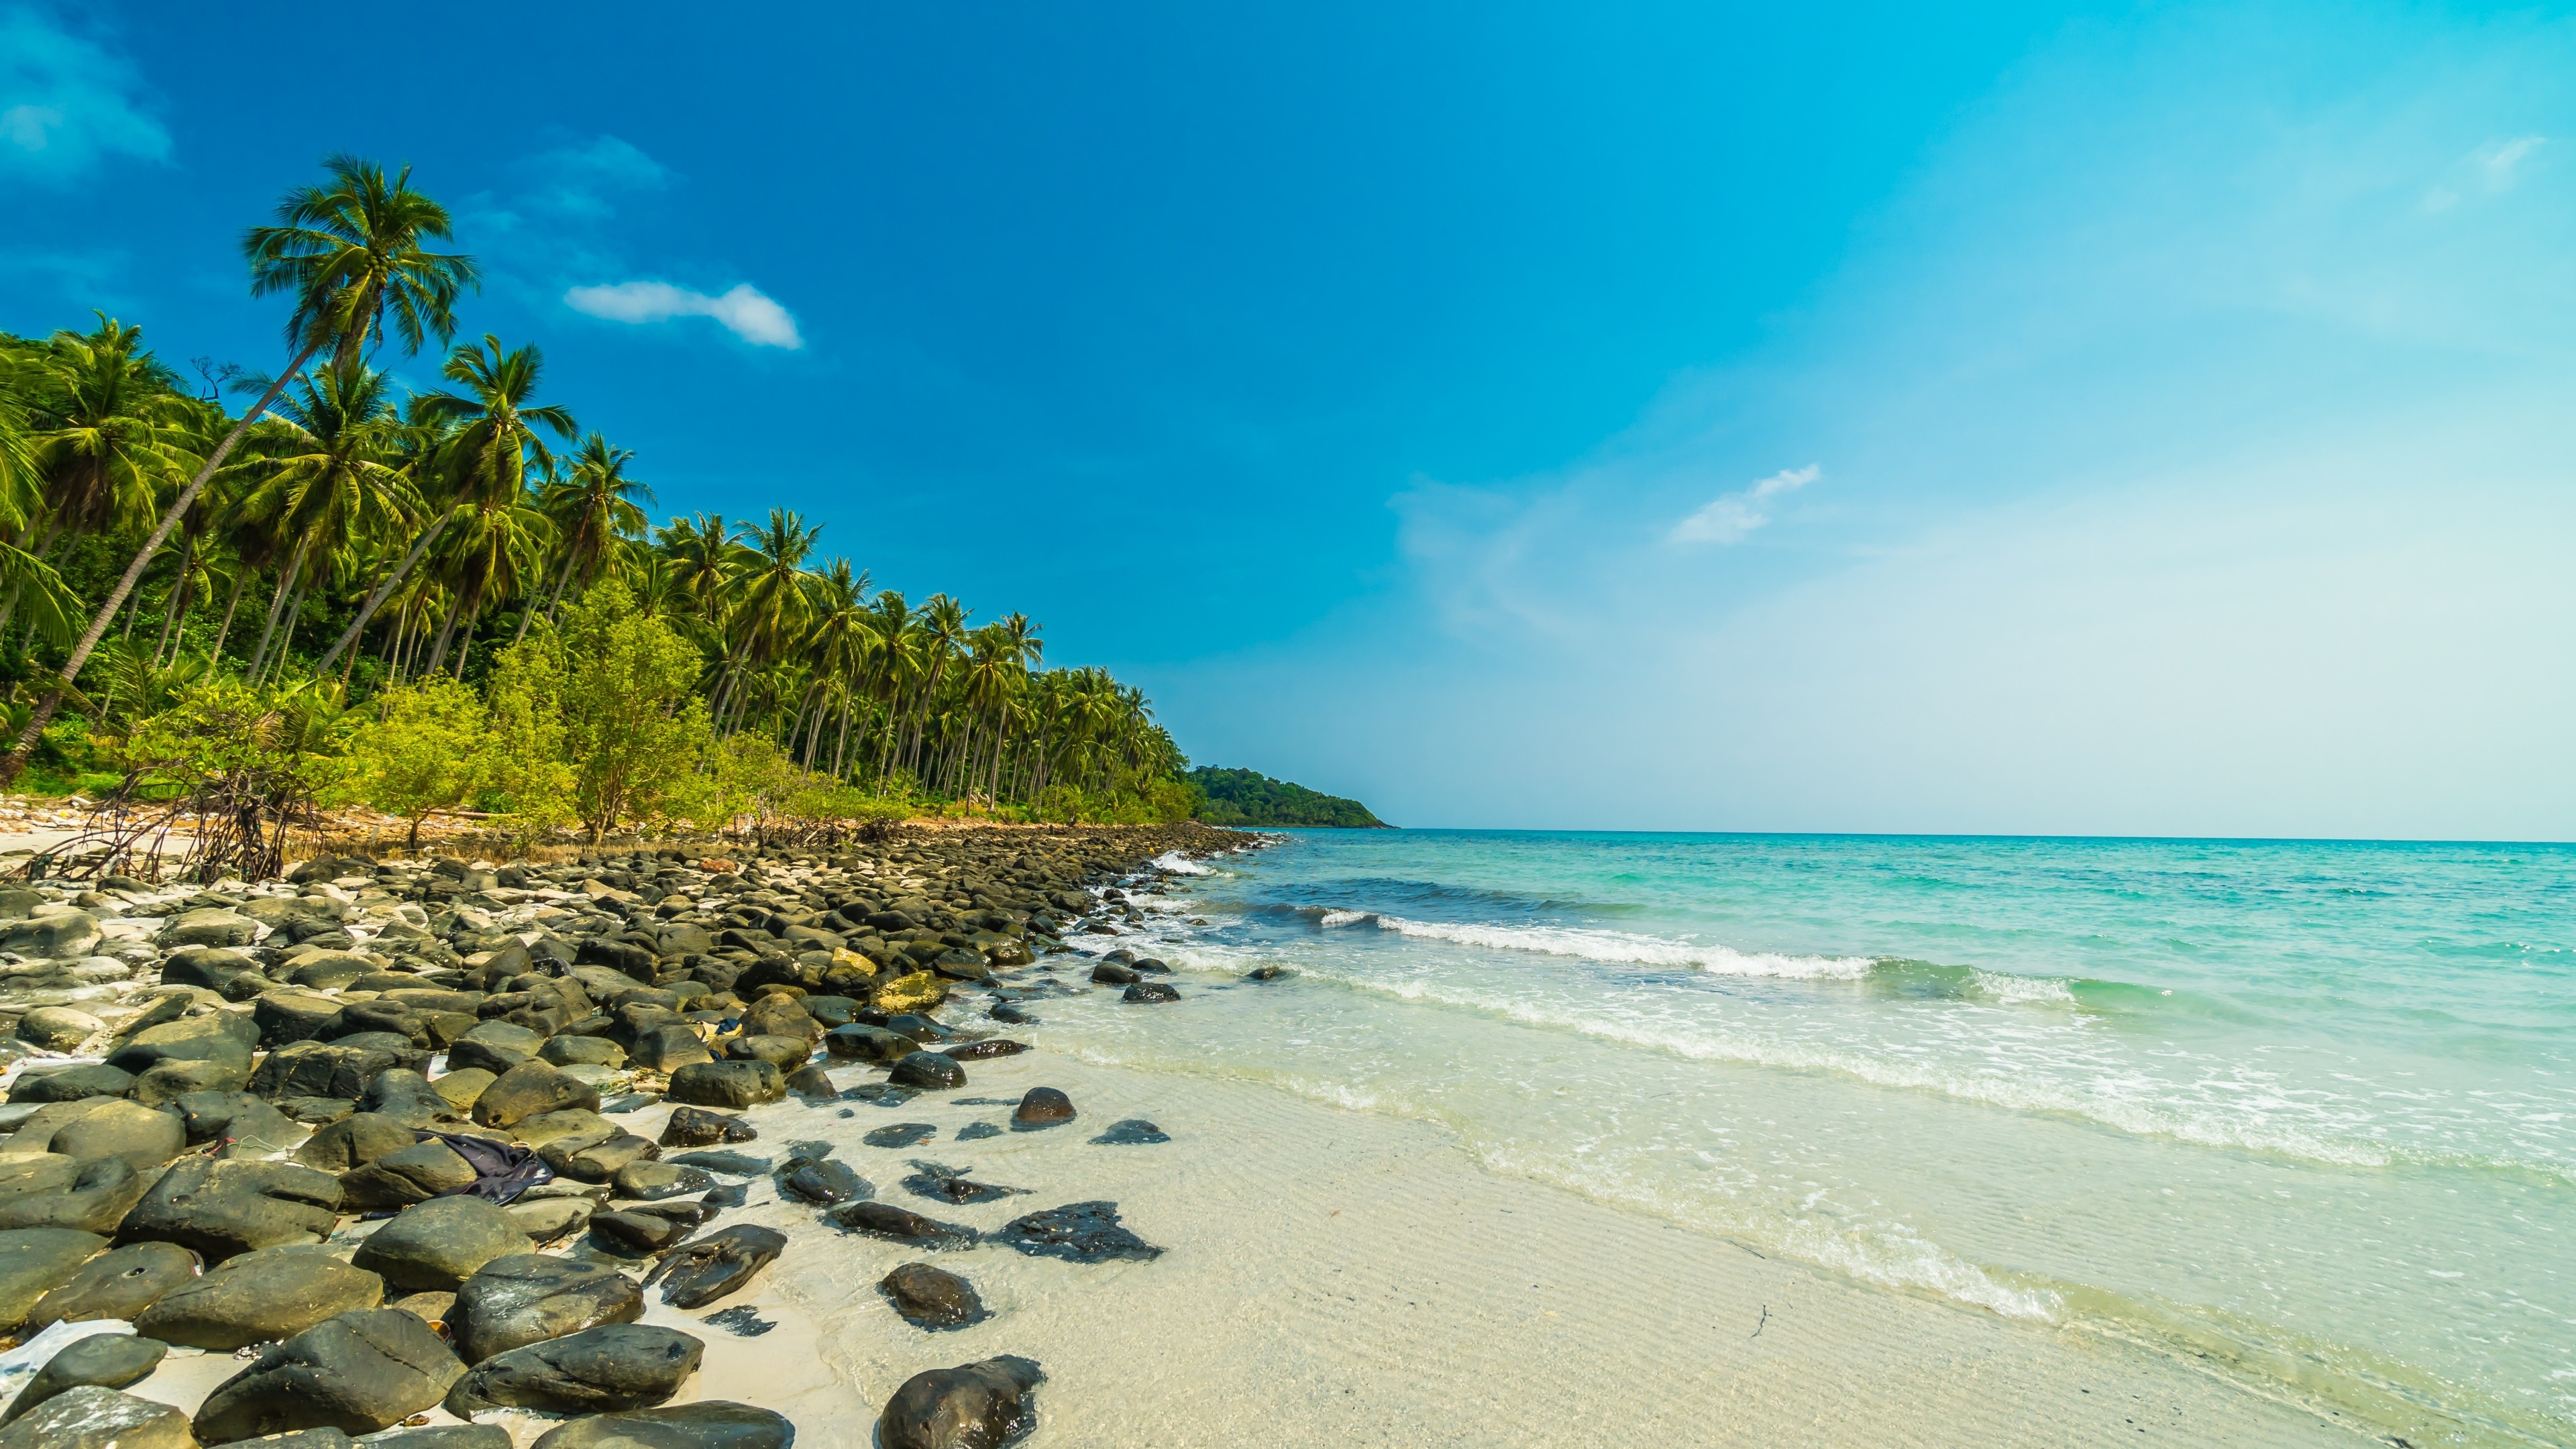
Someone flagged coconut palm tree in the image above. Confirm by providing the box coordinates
[408,337,574,674]
[524,432,649,639]
[218,360,414,682]
[1,156,476,783]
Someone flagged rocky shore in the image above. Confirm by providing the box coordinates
[0,820,1255,1449]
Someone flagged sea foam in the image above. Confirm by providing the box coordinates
[1320,910,1872,979]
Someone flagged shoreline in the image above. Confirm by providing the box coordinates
[0,825,2377,1448]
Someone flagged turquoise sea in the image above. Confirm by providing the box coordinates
[1024,830,2575,1447]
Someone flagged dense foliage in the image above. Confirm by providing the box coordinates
[0,158,1198,837]
[1189,766,1385,828]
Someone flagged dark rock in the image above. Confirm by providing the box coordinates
[8,1063,134,1104]
[2,1332,166,1421]
[1088,961,1139,985]
[129,1055,253,1106]
[822,1024,914,1063]
[541,1035,627,1069]
[657,1106,755,1147]
[252,1040,403,1100]
[542,1130,658,1183]
[357,1427,508,1449]
[362,1070,465,1130]
[450,1254,644,1363]
[879,1014,953,1044]
[1122,981,1179,1004]
[861,1122,936,1149]
[136,1243,384,1349]
[470,1060,600,1129]
[939,1040,1027,1062]
[1244,965,1293,981]
[0,1228,108,1330]
[835,1083,919,1108]
[824,1201,975,1250]
[663,1150,769,1177]
[877,1262,989,1331]
[956,1122,1003,1142]
[386,1289,455,1324]
[887,1053,963,1090]
[293,1112,416,1173]
[641,1225,787,1309]
[1089,1118,1171,1145]
[349,1195,529,1293]
[625,1025,712,1072]
[527,1401,793,1449]
[45,1099,183,1170]
[987,1003,1035,1026]
[876,1355,1044,1449]
[782,1064,836,1097]
[1010,1088,1075,1130]
[665,1061,784,1110]
[171,1090,303,1150]
[443,1323,704,1417]
[339,1140,476,1211]
[25,1240,199,1328]
[0,1155,148,1234]
[192,1307,466,1442]
[612,1161,711,1201]
[104,1012,260,1075]
[0,1387,193,1449]
[778,1159,868,1205]
[699,1303,774,1336]
[588,1210,695,1254]
[900,1163,1023,1206]
[995,1201,1164,1263]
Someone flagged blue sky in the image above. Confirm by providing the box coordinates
[5,1,2572,837]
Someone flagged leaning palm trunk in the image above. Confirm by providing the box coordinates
[313,508,453,676]
[248,537,314,681]
[0,343,317,784]
[207,570,252,662]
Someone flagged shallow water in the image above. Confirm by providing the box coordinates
[1030,831,2576,1448]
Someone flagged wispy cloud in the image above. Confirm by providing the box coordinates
[564,280,803,348]
[0,7,168,187]
[1669,464,1821,545]
[2424,133,2546,211]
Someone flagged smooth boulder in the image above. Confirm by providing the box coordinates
[136,1243,385,1350]
[664,1061,784,1109]
[25,1240,200,1328]
[0,1387,194,1449]
[527,1402,792,1449]
[1010,1087,1075,1130]
[192,1308,466,1442]
[442,1324,703,1417]
[117,1158,342,1260]
[0,1228,107,1330]
[876,1356,1044,1449]
[470,1060,600,1129]
[877,1263,989,1331]
[640,1226,786,1309]
[350,1195,528,1293]
[449,1254,645,1363]
[886,1053,963,1091]
[3,1332,167,1422]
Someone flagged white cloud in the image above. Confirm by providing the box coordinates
[563,280,804,348]
[1668,464,1820,545]
[0,9,168,186]
[2473,133,2545,190]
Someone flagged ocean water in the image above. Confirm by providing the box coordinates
[1025,831,2575,1447]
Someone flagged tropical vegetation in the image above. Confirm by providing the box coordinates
[1188,767,1386,828]
[0,156,1200,845]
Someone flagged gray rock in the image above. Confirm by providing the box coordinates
[0,1387,193,1449]
[0,1228,107,1330]
[656,1106,753,1148]
[876,1355,1044,1449]
[449,1254,644,1364]
[823,1201,975,1250]
[586,1210,694,1254]
[527,1401,792,1449]
[13,1006,103,1051]
[103,1012,260,1075]
[996,1200,1163,1263]
[1088,1118,1171,1145]
[1,1331,166,1422]
[7,912,100,959]
[625,1026,710,1073]
[861,1122,936,1148]
[722,1034,808,1070]
[778,1160,867,1205]
[470,1060,599,1129]
[349,1195,528,1293]
[254,991,347,1049]
[360,1071,464,1130]
[127,1055,253,1106]
[339,1141,476,1212]
[641,1226,786,1309]
[610,1161,710,1201]
[160,908,258,948]
[822,1024,914,1063]
[443,1323,702,1417]
[1010,1087,1075,1130]
[664,1061,783,1110]
[293,1112,417,1173]
[1121,981,1180,1004]
[252,1040,404,1100]
[25,1240,199,1328]
[539,1036,625,1069]
[877,1262,989,1331]
[502,1196,592,1242]
[886,1053,963,1090]
[358,1426,508,1449]
[170,1091,303,1150]
[192,1307,466,1442]
[45,1099,182,1169]
[7,1063,134,1105]
[135,1242,384,1349]
[116,1157,342,1261]
[540,1130,658,1183]
[0,1156,146,1234]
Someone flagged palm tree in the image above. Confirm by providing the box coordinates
[311,408,456,676]
[217,360,414,681]
[523,432,649,640]
[712,508,821,728]
[408,337,574,674]
[0,156,475,783]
